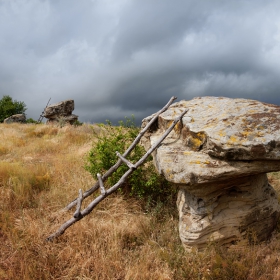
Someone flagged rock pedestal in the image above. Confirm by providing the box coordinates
[141,97,280,250]
[43,100,78,125]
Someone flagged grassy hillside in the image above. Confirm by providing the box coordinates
[1,123,280,280]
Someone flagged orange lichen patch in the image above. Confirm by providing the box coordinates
[187,132,207,151]
[239,130,265,140]
[189,137,203,150]
[168,174,174,179]
[242,126,254,133]
[167,120,173,128]
[189,160,210,165]
[218,131,226,137]
[165,168,171,174]
[228,135,239,144]
[257,131,265,137]
[163,158,173,163]
[239,131,251,138]
[174,121,182,134]
[165,168,174,179]
[248,109,258,114]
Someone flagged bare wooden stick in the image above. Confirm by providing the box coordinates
[135,108,189,167]
[46,107,188,241]
[64,96,177,211]
[116,152,136,169]
[73,189,83,219]
[97,173,106,195]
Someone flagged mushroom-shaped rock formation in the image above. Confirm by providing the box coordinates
[141,96,280,250]
[43,100,78,125]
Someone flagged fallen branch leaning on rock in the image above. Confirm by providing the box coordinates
[46,96,188,241]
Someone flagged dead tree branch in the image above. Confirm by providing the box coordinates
[64,96,177,211]
[46,106,188,241]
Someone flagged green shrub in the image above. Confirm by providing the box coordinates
[73,119,83,126]
[26,118,39,124]
[84,117,172,201]
[0,95,27,122]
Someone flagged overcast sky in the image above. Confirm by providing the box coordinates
[1,0,280,124]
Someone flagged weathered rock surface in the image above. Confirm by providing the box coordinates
[4,114,26,123]
[44,100,74,118]
[46,114,79,124]
[177,174,279,250]
[43,100,78,125]
[141,96,280,250]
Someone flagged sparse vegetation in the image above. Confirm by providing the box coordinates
[26,118,38,124]
[1,122,280,279]
[85,117,172,201]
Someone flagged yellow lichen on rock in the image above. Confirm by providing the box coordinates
[174,122,182,134]
[219,130,226,137]
[189,137,203,150]
[228,135,238,144]
[188,132,206,151]
[189,160,210,165]
[240,131,251,138]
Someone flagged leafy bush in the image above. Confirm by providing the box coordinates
[84,117,172,201]
[26,118,39,124]
[73,119,83,126]
[0,95,27,122]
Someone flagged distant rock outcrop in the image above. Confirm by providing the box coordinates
[141,96,280,250]
[4,114,26,124]
[43,100,78,125]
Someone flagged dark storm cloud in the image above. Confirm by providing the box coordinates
[1,0,280,124]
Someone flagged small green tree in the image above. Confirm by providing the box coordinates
[85,117,173,202]
[0,95,27,122]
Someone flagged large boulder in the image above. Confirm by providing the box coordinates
[43,100,79,125]
[141,96,280,250]
[44,100,74,118]
[4,114,26,124]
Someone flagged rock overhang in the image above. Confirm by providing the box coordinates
[44,99,75,118]
[160,97,280,159]
[142,96,280,186]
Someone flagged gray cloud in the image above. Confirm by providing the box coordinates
[1,0,280,125]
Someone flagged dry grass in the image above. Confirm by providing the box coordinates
[1,123,280,279]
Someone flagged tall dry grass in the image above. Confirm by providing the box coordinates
[1,123,280,280]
